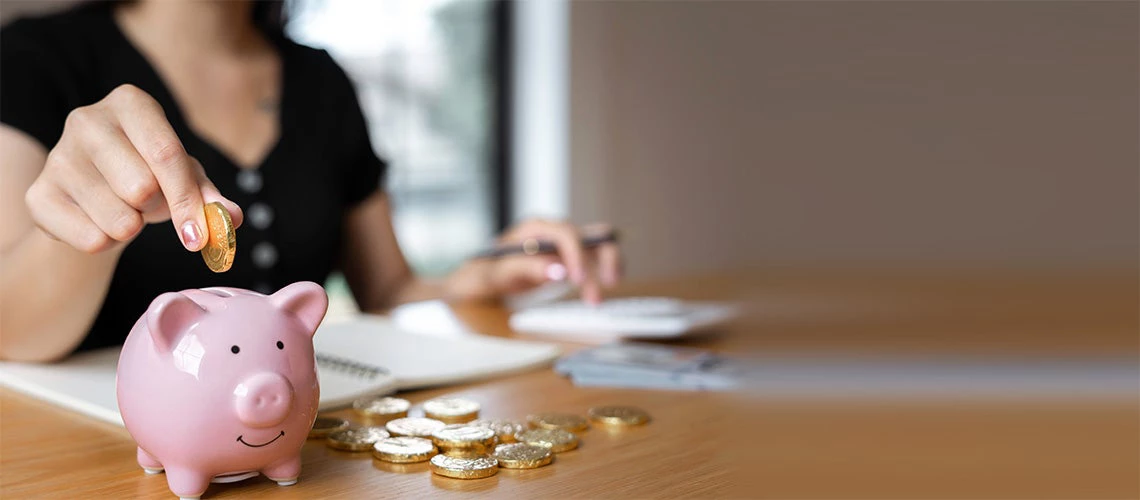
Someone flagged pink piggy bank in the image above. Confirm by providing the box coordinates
[116,282,328,499]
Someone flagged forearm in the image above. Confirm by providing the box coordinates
[0,228,121,361]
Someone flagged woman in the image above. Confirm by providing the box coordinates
[0,1,620,361]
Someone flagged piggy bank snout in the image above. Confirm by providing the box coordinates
[234,373,294,428]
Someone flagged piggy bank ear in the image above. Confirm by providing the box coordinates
[147,292,207,352]
[269,281,328,335]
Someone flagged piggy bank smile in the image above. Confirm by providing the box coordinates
[237,431,286,448]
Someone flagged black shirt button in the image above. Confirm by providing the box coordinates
[236,169,263,194]
[252,242,278,269]
[247,203,274,230]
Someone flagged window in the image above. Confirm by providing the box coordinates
[287,0,507,277]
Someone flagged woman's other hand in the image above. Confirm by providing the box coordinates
[446,219,622,304]
[24,84,241,254]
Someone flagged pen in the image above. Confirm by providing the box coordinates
[470,231,619,260]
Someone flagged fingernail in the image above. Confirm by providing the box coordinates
[181,221,202,250]
[545,263,568,281]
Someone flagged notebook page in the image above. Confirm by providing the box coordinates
[314,316,561,390]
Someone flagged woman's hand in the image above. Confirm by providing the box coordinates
[24,84,241,254]
[446,219,622,304]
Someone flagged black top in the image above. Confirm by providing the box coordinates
[0,4,386,351]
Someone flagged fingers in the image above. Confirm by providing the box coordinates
[490,255,563,293]
[582,223,621,287]
[593,242,621,287]
[529,222,587,283]
[25,182,113,253]
[110,85,207,251]
[79,114,161,213]
[28,85,239,254]
[507,219,602,304]
[55,156,143,244]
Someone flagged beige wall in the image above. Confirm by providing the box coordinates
[570,1,1138,279]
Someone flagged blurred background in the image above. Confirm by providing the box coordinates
[3,0,1135,280]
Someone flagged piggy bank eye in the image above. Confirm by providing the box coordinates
[276,341,284,350]
[231,345,240,354]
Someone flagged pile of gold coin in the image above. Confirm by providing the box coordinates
[326,426,390,452]
[527,413,590,433]
[353,396,410,424]
[431,424,496,455]
[308,416,349,439]
[309,394,652,481]
[422,397,480,424]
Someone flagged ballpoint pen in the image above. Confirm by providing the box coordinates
[470,231,619,260]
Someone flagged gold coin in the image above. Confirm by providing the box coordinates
[326,426,390,451]
[515,428,579,453]
[492,443,553,469]
[470,419,525,443]
[429,454,499,480]
[422,397,480,424]
[200,201,235,273]
[353,396,410,422]
[588,406,651,427]
[386,417,446,437]
[308,417,349,439]
[431,424,496,454]
[373,437,438,463]
[527,413,590,433]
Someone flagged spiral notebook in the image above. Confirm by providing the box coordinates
[0,315,560,427]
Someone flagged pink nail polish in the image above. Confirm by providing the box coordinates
[545,263,568,281]
[181,221,202,249]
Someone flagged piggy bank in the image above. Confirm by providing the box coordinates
[117,282,328,499]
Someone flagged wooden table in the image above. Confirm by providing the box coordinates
[2,268,1137,498]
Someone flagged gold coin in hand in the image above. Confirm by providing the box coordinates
[200,201,235,273]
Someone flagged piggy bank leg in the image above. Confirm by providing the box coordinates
[164,466,211,500]
[137,447,164,474]
[262,454,302,486]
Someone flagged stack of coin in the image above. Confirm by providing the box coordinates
[429,454,499,479]
[373,436,438,463]
[515,428,579,453]
[308,416,350,439]
[422,397,480,424]
[469,419,525,444]
[527,413,590,433]
[492,443,553,469]
[431,424,496,456]
[327,427,390,452]
[353,396,410,424]
[588,406,651,427]
[386,417,446,438]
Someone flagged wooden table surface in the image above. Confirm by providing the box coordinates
[1,268,1136,499]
